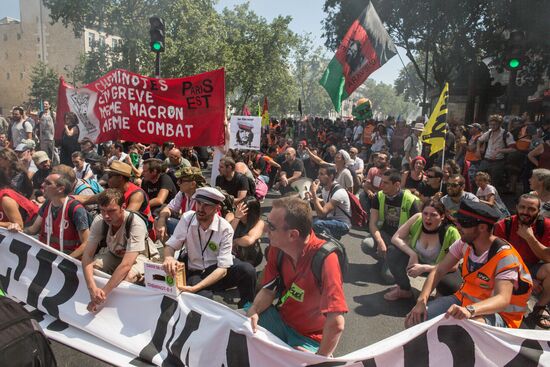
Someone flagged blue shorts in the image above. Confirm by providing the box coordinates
[427,295,508,327]
[244,304,320,352]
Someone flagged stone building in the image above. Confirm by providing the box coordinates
[0,0,120,115]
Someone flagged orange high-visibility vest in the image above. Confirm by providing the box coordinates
[454,239,532,328]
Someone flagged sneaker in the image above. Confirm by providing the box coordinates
[361,235,374,249]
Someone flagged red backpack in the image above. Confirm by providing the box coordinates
[328,185,368,227]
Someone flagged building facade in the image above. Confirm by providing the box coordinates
[0,0,120,115]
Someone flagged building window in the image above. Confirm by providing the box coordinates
[88,32,96,48]
[99,35,106,47]
[17,33,21,40]
[37,37,40,42]
[38,54,41,59]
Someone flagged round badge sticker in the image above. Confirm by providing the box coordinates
[166,276,174,286]
[208,241,218,252]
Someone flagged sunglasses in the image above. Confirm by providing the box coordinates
[447,182,463,188]
[265,218,290,232]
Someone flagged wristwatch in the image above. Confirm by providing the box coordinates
[465,305,476,318]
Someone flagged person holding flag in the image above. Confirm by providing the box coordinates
[421,83,449,161]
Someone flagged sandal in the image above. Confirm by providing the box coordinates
[526,305,550,330]
[384,287,413,301]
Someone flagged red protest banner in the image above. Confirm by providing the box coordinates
[55,68,225,146]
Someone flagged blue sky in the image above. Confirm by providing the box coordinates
[1,0,406,84]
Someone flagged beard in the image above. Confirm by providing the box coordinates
[518,213,537,226]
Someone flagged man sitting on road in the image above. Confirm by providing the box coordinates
[359,151,389,214]
[246,196,347,356]
[277,147,305,195]
[493,193,550,329]
[141,158,177,216]
[307,165,351,240]
[215,157,249,204]
[406,200,533,329]
[440,174,479,219]
[156,167,206,240]
[363,169,420,283]
[82,189,159,313]
[163,187,256,307]
[9,169,90,258]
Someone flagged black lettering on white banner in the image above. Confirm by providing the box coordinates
[163,311,202,367]
[139,296,179,362]
[504,338,543,366]
[403,331,429,366]
[306,361,347,367]
[26,249,57,308]
[225,330,251,367]
[437,325,475,366]
[0,238,31,291]
[42,258,79,318]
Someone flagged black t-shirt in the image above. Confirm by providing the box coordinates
[141,173,177,207]
[372,191,420,233]
[281,158,304,178]
[32,168,51,190]
[215,172,250,198]
[303,158,319,180]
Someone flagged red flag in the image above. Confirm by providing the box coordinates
[55,68,226,146]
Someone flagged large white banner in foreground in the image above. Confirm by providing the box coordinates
[1,229,550,366]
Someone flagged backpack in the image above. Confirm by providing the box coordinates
[0,297,57,367]
[97,211,154,259]
[75,178,104,195]
[254,177,268,201]
[504,216,545,239]
[214,186,235,217]
[275,231,348,291]
[329,184,368,227]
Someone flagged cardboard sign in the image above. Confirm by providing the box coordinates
[144,262,185,295]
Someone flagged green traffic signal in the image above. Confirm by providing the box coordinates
[152,41,162,52]
[508,58,520,69]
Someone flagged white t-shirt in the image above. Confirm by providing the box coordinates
[322,184,351,227]
[336,168,353,191]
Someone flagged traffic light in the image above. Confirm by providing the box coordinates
[504,30,525,70]
[149,16,165,53]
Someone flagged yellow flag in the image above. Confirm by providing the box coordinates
[421,83,449,156]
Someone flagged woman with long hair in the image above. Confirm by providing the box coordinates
[0,148,33,197]
[0,169,38,228]
[231,196,265,267]
[384,199,462,301]
[60,112,80,166]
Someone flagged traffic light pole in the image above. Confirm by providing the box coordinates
[155,52,161,78]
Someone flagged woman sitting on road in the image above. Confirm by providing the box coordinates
[401,156,426,192]
[0,169,38,229]
[384,199,462,301]
[231,196,265,267]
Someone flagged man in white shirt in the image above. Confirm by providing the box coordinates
[307,165,351,239]
[163,187,256,307]
[477,114,516,193]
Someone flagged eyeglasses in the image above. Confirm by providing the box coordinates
[447,182,463,188]
[265,218,290,232]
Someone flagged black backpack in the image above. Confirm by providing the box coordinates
[0,297,57,367]
[503,216,545,239]
[275,231,348,291]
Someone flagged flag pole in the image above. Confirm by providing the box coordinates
[439,140,446,192]
[395,49,423,102]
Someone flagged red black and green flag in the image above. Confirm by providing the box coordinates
[319,2,397,112]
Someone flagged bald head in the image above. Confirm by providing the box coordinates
[285,147,296,161]
[235,162,249,175]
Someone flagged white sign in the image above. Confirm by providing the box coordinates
[1,229,550,366]
[229,115,261,150]
[144,261,178,295]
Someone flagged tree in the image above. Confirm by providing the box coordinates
[393,53,435,104]
[322,0,549,90]
[355,80,419,120]
[28,62,59,108]
[293,34,335,116]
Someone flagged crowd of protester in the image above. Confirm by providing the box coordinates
[0,102,549,357]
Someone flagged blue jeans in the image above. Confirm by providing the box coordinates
[244,304,319,352]
[312,218,349,240]
[427,295,507,327]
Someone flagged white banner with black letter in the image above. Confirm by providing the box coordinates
[1,229,550,366]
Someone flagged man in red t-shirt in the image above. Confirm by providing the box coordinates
[246,196,347,356]
[494,193,550,329]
